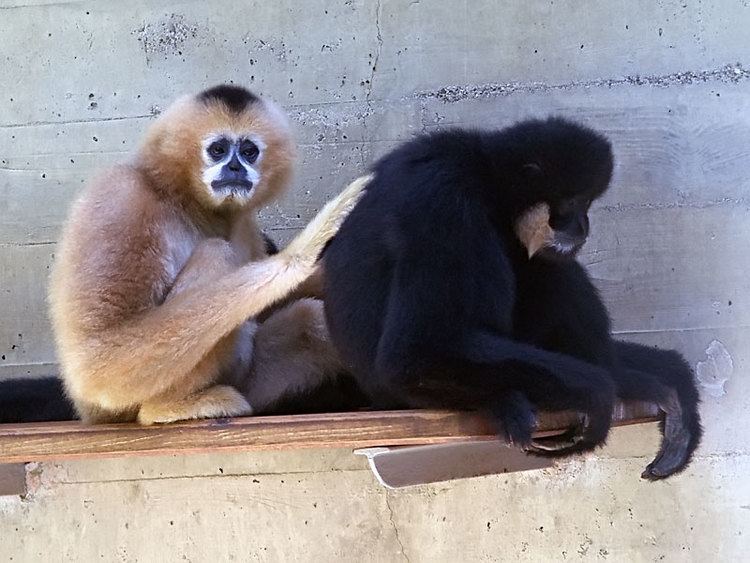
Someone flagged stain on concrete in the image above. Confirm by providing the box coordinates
[254,38,289,63]
[600,197,750,213]
[133,14,199,63]
[696,339,733,397]
[417,63,750,103]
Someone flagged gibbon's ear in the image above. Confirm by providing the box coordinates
[522,162,543,177]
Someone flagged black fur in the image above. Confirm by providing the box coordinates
[198,85,260,113]
[0,377,77,423]
[262,232,279,255]
[323,117,701,479]
[263,374,369,415]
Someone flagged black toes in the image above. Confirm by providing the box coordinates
[490,391,537,448]
[525,427,588,457]
[503,408,537,447]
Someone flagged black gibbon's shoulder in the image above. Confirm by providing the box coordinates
[197,84,261,113]
[371,129,487,178]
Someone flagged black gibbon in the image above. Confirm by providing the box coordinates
[0,85,367,425]
[322,118,701,480]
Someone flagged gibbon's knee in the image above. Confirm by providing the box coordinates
[372,348,439,400]
[245,298,345,413]
[255,298,330,350]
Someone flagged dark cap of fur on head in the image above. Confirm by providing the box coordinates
[197,85,260,113]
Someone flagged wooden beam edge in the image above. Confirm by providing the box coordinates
[0,401,661,464]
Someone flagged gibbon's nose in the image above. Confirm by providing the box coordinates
[553,212,588,239]
[227,153,242,172]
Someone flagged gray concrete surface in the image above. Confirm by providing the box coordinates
[1,0,749,560]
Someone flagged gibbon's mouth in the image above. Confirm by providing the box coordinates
[536,239,583,261]
[212,179,254,194]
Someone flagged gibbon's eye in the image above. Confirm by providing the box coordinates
[240,140,260,163]
[207,141,227,161]
[556,198,576,215]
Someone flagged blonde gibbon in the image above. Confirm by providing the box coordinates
[42,85,367,425]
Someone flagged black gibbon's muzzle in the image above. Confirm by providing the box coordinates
[212,178,253,191]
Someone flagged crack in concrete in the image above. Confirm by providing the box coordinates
[359,0,383,167]
[0,114,154,130]
[384,492,411,563]
[610,324,750,336]
[366,0,384,103]
[416,63,750,103]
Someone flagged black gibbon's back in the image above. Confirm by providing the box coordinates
[324,119,612,401]
[0,377,76,423]
[323,117,701,479]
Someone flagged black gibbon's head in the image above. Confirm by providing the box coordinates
[139,85,295,211]
[496,117,613,260]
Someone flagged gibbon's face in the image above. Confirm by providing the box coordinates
[201,132,264,205]
[140,86,294,212]
[506,118,613,261]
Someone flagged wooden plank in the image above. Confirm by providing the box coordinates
[0,402,660,464]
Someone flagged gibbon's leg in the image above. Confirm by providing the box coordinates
[84,176,368,413]
[75,400,139,424]
[135,325,255,424]
[372,265,617,454]
[375,343,616,454]
[612,341,702,480]
[136,238,252,424]
[242,298,346,413]
[138,385,251,424]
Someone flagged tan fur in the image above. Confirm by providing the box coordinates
[49,90,368,424]
[243,298,345,413]
[514,202,554,258]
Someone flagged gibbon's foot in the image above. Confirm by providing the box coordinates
[491,391,537,448]
[137,385,252,425]
[524,413,601,456]
[641,391,696,480]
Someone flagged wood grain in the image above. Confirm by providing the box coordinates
[0,402,660,464]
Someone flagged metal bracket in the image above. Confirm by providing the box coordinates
[355,440,552,489]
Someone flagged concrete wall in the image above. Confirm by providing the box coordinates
[1,0,748,560]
